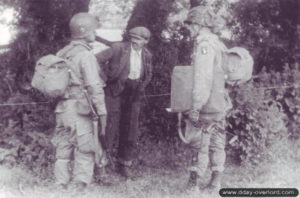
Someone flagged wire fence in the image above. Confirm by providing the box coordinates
[0,81,299,107]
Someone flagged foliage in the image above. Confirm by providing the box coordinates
[230,0,300,72]
[226,64,300,165]
[0,93,56,179]
[89,0,137,28]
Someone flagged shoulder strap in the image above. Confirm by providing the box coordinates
[57,42,91,82]
[57,44,75,59]
[57,42,90,59]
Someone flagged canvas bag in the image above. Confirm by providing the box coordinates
[170,66,193,113]
[31,54,70,98]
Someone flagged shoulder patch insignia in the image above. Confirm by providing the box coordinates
[201,47,208,55]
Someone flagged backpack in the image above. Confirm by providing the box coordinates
[31,54,70,98]
[222,47,254,85]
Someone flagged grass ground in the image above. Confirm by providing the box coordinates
[0,157,299,198]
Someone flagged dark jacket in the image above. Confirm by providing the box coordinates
[95,36,114,47]
[95,42,153,97]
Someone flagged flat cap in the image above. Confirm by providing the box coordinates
[129,26,151,40]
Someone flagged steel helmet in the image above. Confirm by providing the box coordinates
[185,6,214,27]
[185,6,226,28]
[69,13,99,39]
[223,47,254,85]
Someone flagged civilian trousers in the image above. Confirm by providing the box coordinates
[105,79,142,164]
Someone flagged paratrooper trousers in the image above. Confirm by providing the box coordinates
[52,100,95,185]
[186,119,227,177]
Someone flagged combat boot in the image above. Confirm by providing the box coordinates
[57,183,68,191]
[186,171,198,190]
[117,163,129,178]
[116,161,136,181]
[206,171,222,193]
[68,181,87,192]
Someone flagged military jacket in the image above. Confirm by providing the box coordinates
[55,41,107,116]
[192,30,232,121]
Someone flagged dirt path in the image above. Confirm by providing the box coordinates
[0,158,299,198]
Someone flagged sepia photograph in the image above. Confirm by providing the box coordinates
[0,0,299,197]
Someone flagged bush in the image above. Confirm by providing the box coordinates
[226,64,300,165]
